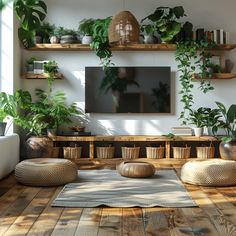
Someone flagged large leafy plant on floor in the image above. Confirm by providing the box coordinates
[14,0,47,48]
[175,38,216,124]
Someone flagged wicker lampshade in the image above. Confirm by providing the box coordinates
[108,10,140,45]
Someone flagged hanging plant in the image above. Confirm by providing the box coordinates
[90,16,113,70]
[175,38,216,124]
[14,0,47,48]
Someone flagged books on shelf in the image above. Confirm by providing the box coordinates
[171,127,193,136]
[194,28,230,44]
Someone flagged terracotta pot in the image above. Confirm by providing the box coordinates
[219,140,236,160]
[25,136,53,159]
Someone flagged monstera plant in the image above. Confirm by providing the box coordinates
[14,0,47,48]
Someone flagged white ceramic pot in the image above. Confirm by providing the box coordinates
[193,127,203,137]
[50,36,60,44]
[82,35,93,44]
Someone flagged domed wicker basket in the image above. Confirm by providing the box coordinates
[108,10,140,45]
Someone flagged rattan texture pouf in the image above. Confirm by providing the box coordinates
[15,158,78,186]
[181,159,236,186]
[117,161,156,178]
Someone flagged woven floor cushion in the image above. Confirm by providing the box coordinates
[117,161,156,178]
[181,159,236,186]
[15,158,78,186]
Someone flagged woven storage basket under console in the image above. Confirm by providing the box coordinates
[146,146,165,159]
[196,146,215,159]
[96,146,115,159]
[63,147,82,161]
[121,147,140,159]
[172,147,191,159]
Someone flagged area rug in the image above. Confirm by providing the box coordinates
[52,169,197,208]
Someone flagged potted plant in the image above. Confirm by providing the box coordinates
[26,57,37,72]
[56,27,78,44]
[43,60,59,89]
[78,18,95,44]
[90,16,112,69]
[141,6,186,43]
[216,101,236,160]
[189,107,209,136]
[140,24,157,44]
[35,22,55,44]
[0,108,7,136]
[14,0,47,48]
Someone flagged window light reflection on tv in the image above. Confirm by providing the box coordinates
[85,66,171,113]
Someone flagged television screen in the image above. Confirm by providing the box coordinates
[85,66,171,113]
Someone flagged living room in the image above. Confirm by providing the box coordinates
[0,0,236,235]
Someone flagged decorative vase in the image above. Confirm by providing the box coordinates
[219,140,236,160]
[193,127,203,137]
[25,136,53,158]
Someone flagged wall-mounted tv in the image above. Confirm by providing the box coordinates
[85,66,171,113]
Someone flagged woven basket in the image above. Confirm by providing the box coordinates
[63,147,82,161]
[52,147,60,158]
[121,147,140,159]
[109,10,140,45]
[196,146,215,159]
[96,146,115,159]
[146,147,165,159]
[173,147,191,159]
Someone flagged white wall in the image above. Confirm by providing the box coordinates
[22,0,236,135]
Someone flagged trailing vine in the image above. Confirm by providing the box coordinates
[175,38,216,124]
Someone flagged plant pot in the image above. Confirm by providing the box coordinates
[60,35,77,44]
[193,127,203,137]
[25,136,53,158]
[121,147,140,159]
[63,147,82,161]
[34,36,43,44]
[172,147,191,159]
[196,146,215,159]
[26,64,34,72]
[82,35,93,44]
[146,146,164,159]
[143,35,155,44]
[50,36,60,44]
[219,140,236,160]
[96,146,115,159]
[0,122,7,136]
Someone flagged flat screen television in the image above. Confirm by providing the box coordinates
[85,66,171,113]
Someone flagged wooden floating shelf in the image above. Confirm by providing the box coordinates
[28,43,236,51]
[23,72,63,79]
[193,73,236,80]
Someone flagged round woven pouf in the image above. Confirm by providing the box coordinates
[181,159,236,186]
[15,158,78,186]
[117,161,156,178]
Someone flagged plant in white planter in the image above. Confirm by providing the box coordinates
[78,18,95,44]
[189,107,208,137]
[140,24,157,44]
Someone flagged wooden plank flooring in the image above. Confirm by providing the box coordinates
[0,163,235,236]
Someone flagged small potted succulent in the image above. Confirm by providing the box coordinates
[26,57,37,72]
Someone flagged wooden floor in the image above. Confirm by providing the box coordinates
[0,161,236,236]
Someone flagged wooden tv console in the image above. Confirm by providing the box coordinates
[51,135,218,160]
